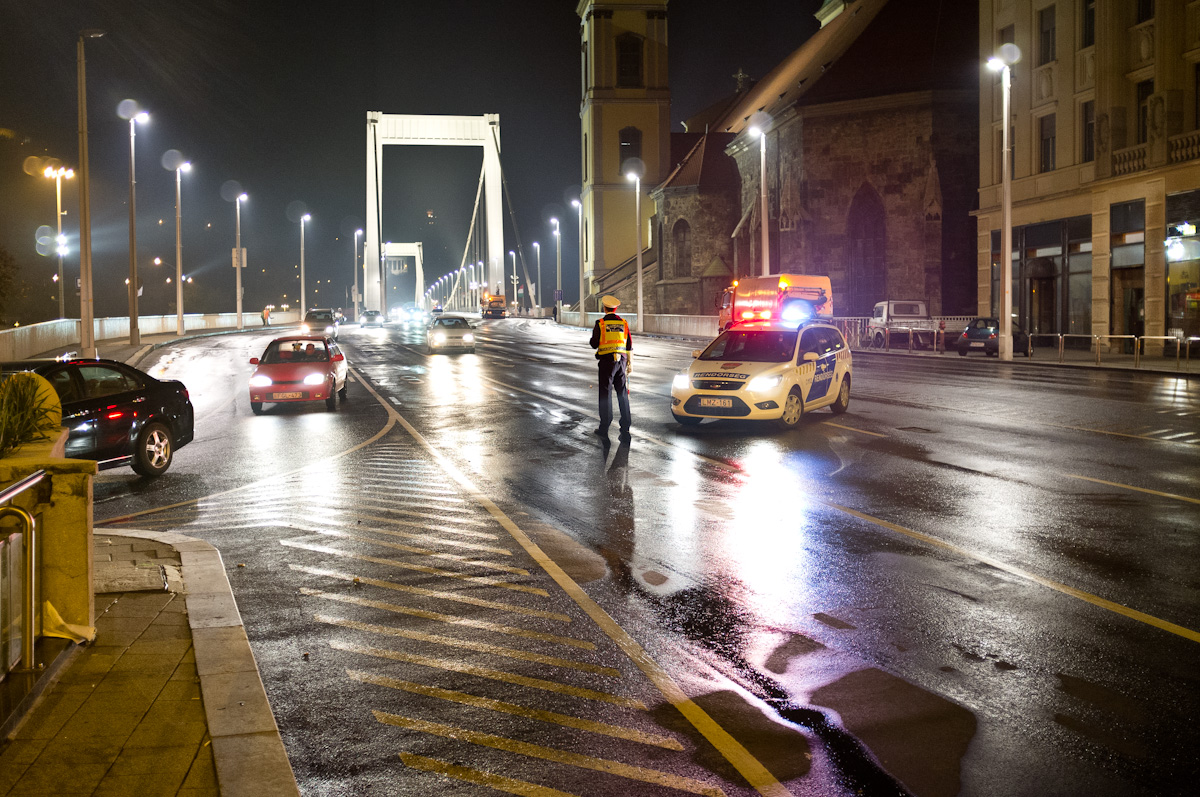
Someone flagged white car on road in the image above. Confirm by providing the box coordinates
[671,321,851,429]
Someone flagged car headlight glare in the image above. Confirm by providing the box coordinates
[303,372,326,385]
[462,333,475,343]
[249,374,272,387]
[300,324,310,333]
[432,332,447,344]
[672,373,690,390]
[747,374,783,392]
[324,326,334,334]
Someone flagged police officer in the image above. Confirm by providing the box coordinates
[589,295,631,441]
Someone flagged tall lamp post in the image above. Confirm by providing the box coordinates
[625,171,645,332]
[353,228,363,320]
[299,213,310,316]
[508,250,516,309]
[571,199,583,324]
[235,193,247,329]
[552,217,563,323]
[749,125,770,276]
[122,106,149,346]
[77,29,104,358]
[172,160,190,335]
[44,165,74,319]
[532,242,540,312]
[988,44,1021,361]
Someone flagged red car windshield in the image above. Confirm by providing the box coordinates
[261,341,329,364]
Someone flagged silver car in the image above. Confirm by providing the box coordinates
[425,315,476,353]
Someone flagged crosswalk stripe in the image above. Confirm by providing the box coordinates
[317,615,613,674]
[288,518,511,554]
[307,529,528,574]
[345,512,500,539]
[289,565,569,621]
[301,588,590,648]
[333,641,644,708]
[376,712,724,796]
[350,500,494,527]
[397,752,578,797]
[280,540,549,596]
[350,670,682,750]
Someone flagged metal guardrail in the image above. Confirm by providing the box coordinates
[1026,333,1198,370]
[0,469,46,674]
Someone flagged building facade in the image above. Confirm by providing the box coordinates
[976,0,1200,348]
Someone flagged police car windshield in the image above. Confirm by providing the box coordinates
[700,330,797,362]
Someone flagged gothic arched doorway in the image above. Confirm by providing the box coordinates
[846,184,886,316]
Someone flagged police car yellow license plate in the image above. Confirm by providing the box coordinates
[699,397,733,408]
[272,392,303,399]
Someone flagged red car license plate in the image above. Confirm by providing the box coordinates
[699,397,733,408]
[272,391,303,399]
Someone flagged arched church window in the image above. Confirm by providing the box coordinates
[671,219,691,280]
[619,127,642,174]
[616,34,643,88]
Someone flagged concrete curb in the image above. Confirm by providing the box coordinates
[113,529,300,797]
[124,325,293,368]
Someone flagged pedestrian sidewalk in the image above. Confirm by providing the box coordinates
[0,531,298,797]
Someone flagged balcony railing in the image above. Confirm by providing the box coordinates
[1170,130,1200,164]
[1113,143,1147,175]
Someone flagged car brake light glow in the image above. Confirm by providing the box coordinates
[989,333,997,339]
[778,279,789,289]
[758,310,771,319]
[106,411,124,420]
[741,311,754,320]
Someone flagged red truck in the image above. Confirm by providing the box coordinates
[716,274,833,331]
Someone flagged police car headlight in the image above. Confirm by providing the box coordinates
[249,374,272,387]
[672,373,690,390]
[303,373,326,385]
[462,333,475,343]
[747,374,782,392]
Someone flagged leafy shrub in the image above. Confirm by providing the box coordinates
[0,373,57,458]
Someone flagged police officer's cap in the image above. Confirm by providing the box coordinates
[601,295,621,309]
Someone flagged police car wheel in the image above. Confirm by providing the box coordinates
[830,376,850,415]
[672,412,701,427]
[776,389,803,430]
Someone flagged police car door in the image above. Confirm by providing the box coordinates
[798,327,837,406]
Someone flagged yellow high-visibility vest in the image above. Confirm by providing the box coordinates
[597,318,629,357]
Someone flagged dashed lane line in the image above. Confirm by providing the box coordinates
[349,670,682,751]
[1064,473,1200,506]
[377,712,725,797]
[303,528,528,574]
[300,587,591,648]
[315,615,615,675]
[334,640,644,708]
[397,752,577,797]
[279,539,549,596]
[288,565,571,622]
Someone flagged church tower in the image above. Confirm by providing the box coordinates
[577,0,669,308]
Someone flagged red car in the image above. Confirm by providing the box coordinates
[248,336,348,414]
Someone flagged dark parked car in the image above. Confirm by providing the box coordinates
[301,308,339,340]
[0,359,194,476]
[953,317,1031,357]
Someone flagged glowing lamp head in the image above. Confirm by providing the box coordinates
[302,213,310,221]
[180,162,191,173]
[571,199,580,208]
[986,57,1005,72]
[749,126,763,139]
[134,111,149,124]
[238,193,248,202]
[778,279,789,289]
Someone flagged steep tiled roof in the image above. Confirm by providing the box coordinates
[657,132,739,192]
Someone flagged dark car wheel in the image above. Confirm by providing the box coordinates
[775,388,804,430]
[132,421,173,477]
[958,348,968,356]
[325,391,337,410]
[873,332,885,349]
[338,381,348,399]
[250,401,263,415]
[672,412,701,427]
[830,376,850,415]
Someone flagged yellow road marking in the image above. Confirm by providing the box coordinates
[317,615,613,674]
[304,589,590,648]
[289,565,571,622]
[821,421,886,438]
[280,539,548,596]
[378,712,724,797]
[328,516,511,553]
[1064,474,1200,506]
[350,669,682,750]
[333,640,643,708]
[398,752,577,797]
[345,510,499,538]
[385,411,793,796]
[822,499,1200,644]
[309,528,526,573]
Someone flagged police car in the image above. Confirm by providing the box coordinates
[670,320,851,429]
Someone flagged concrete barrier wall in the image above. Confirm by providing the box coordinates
[1,311,301,361]
[556,311,717,339]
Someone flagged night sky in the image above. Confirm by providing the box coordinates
[1,0,820,321]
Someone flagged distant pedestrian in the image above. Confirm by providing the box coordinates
[589,295,631,441]
[552,304,558,323]
[261,307,270,326]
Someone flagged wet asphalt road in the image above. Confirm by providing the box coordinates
[95,319,1200,797]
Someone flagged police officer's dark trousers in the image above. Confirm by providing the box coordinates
[597,354,630,435]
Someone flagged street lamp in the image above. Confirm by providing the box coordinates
[43,165,74,319]
[299,213,310,317]
[749,124,770,276]
[532,241,540,312]
[353,228,363,320]
[988,43,1021,361]
[235,192,247,329]
[121,105,149,345]
[508,250,516,308]
[172,160,190,335]
[553,216,564,323]
[77,28,104,358]
[625,170,645,332]
[571,199,584,324]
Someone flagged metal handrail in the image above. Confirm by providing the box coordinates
[1,469,45,672]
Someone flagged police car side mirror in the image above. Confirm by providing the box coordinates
[691,350,702,359]
[802,352,818,363]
